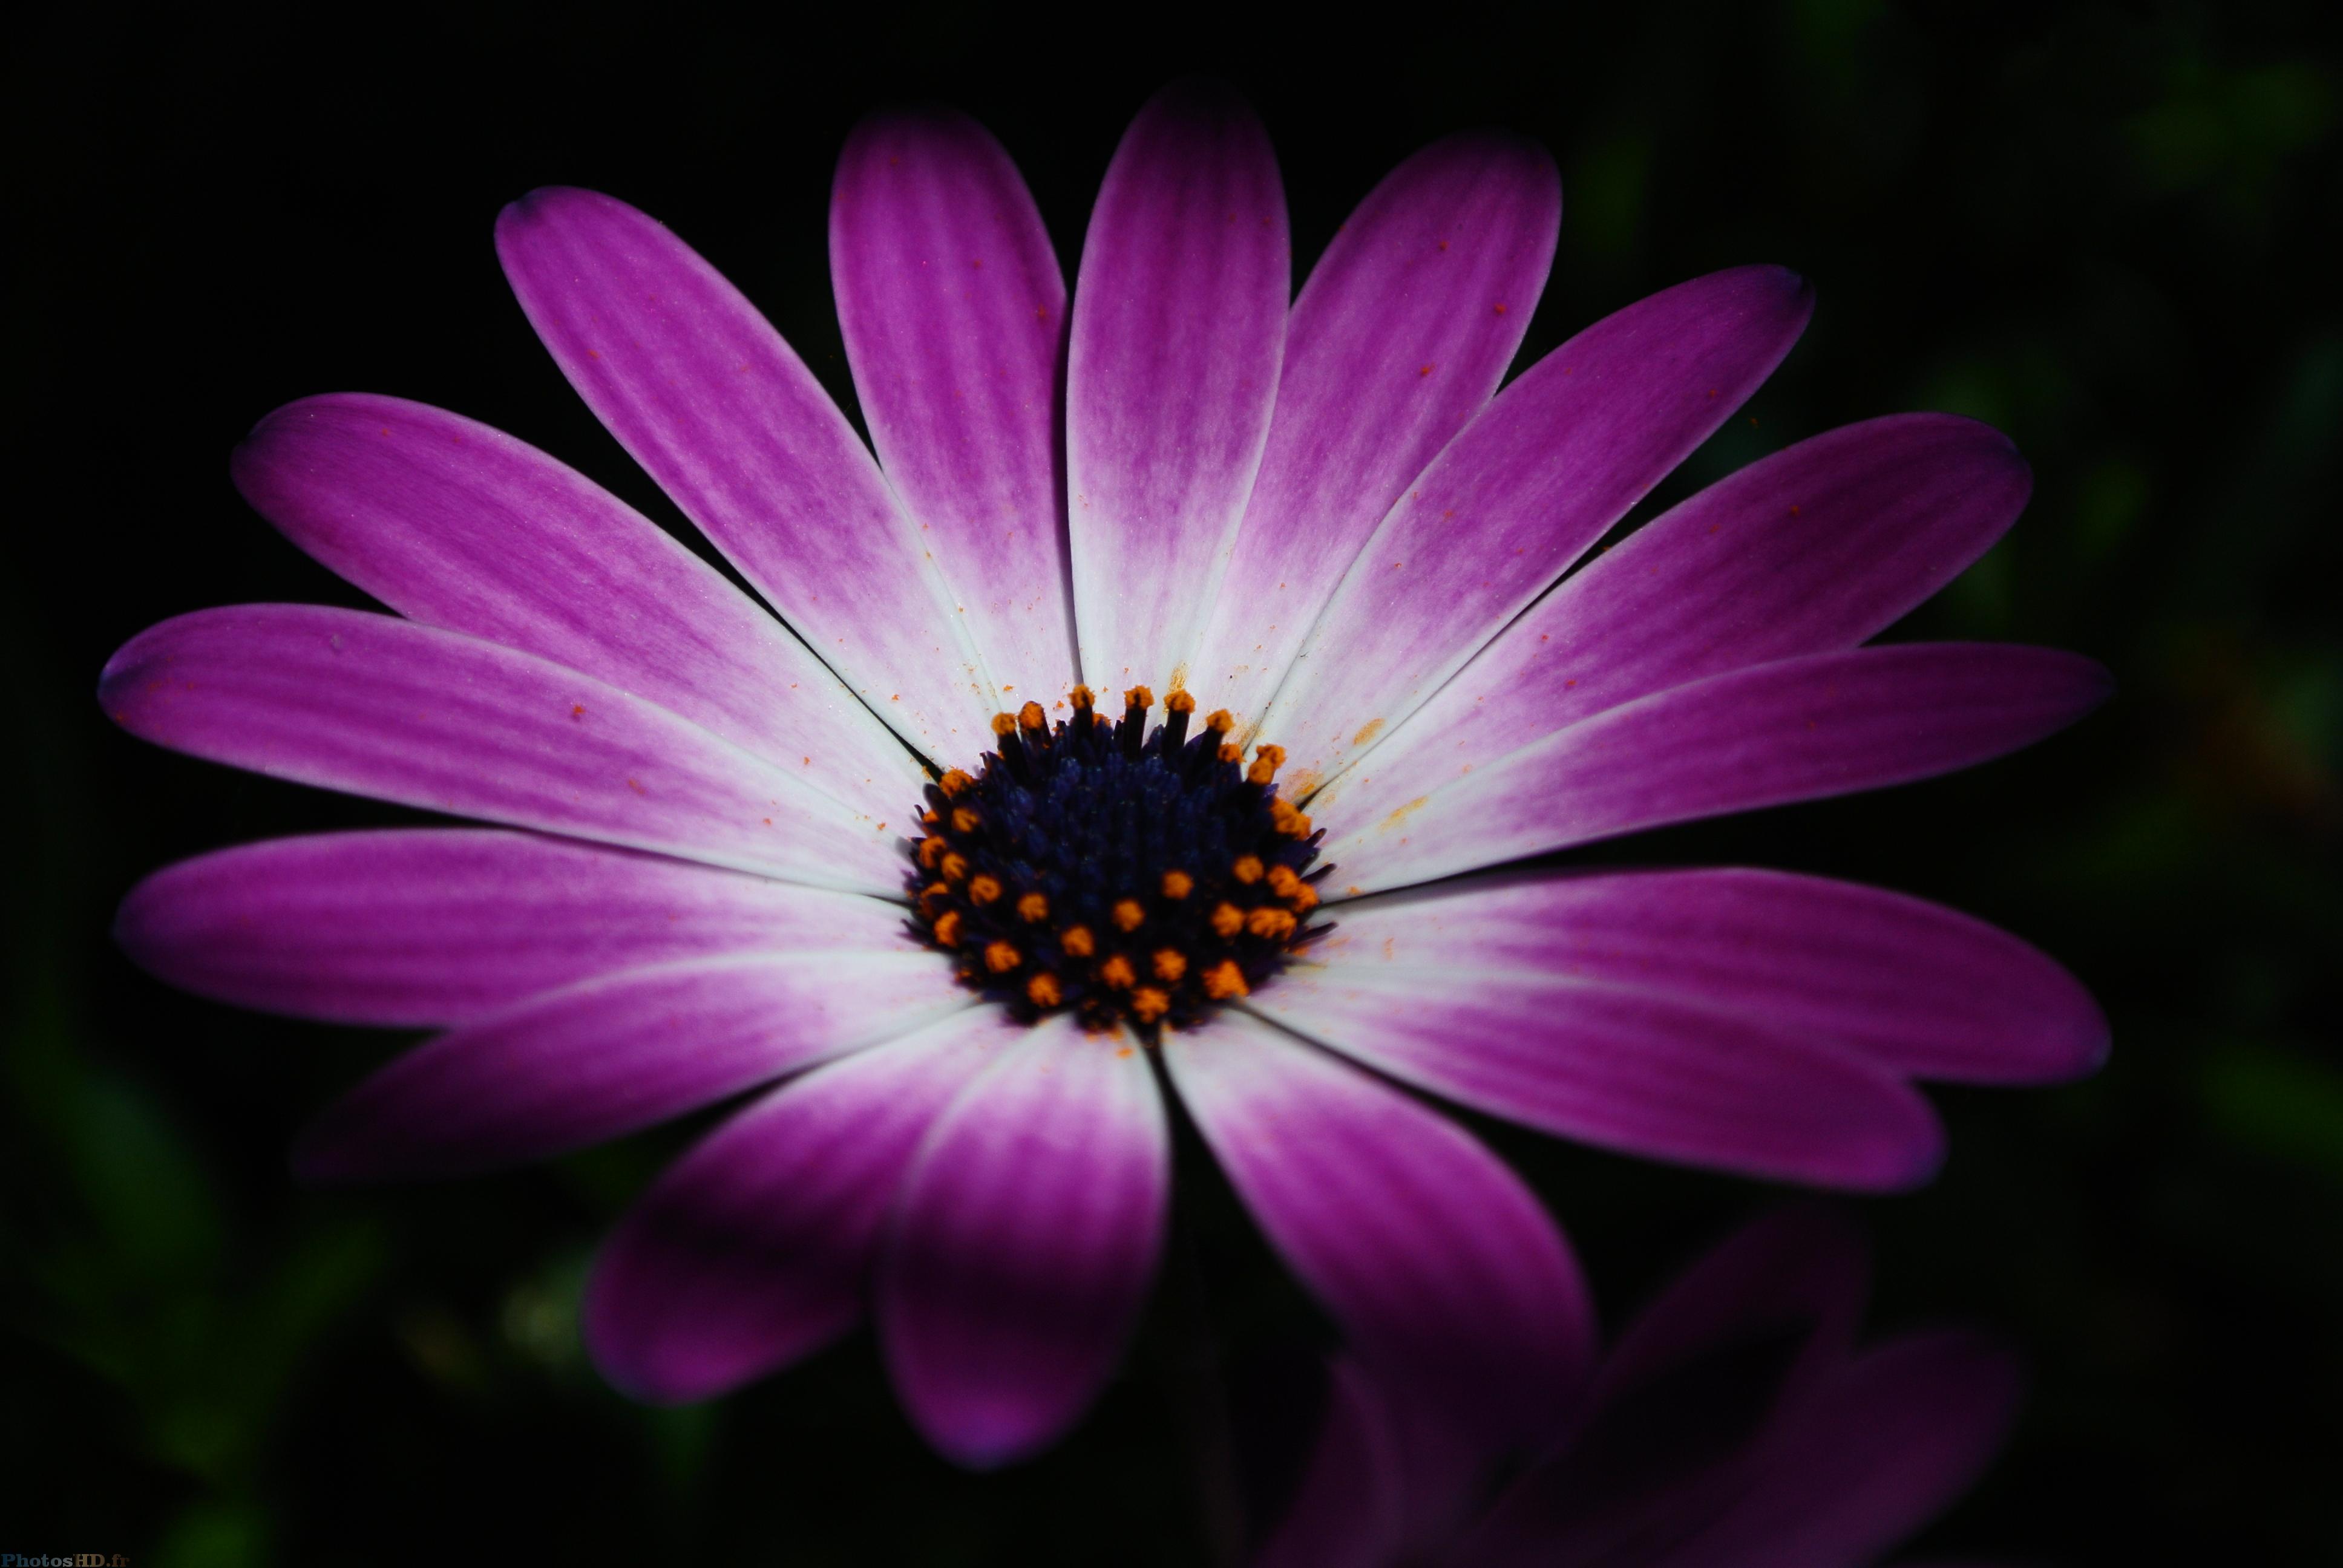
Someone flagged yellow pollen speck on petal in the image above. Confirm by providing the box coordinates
[1246,906,1297,940]
[1152,948,1188,982]
[1202,960,1249,1000]
[1210,902,1244,938]
[1027,973,1063,1007]
[1232,855,1265,885]
[940,853,969,882]
[968,875,1003,906]
[932,911,963,947]
[1061,925,1095,958]
[1130,987,1171,1023]
[951,806,981,834]
[1352,718,1384,748]
[1017,891,1050,923]
[1100,954,1137,990]
[1112,898,1146,932]
[1161,870,1193,900]
[984,940,1021,973]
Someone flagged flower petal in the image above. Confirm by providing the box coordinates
[1309,869,2108,1084]
[1066,79,1288,694]
[295,953,968,1179]
[831,109,1076,704]
[1254,1359,1409,1568]
[1320,642,2112,895]
[230,393,920,819]
[1250,969,1944,1191]
[496,186,995,757]
[878,1014,1168,1468]
[1188,132,1559,721]
[1164,1011,1594,1435]
[584,1008,1018,1403]
[114,828,916,1028]
[1337,414,2032,815]
[1257,266,1812,788]
[99,604,900,892]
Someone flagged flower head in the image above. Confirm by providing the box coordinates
[105,80,2108,1466]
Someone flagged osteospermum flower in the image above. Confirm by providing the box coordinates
[104,80,2109,1466]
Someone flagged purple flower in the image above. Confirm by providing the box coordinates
[102,81,2108,1466]
[1257,1209,2022,1568]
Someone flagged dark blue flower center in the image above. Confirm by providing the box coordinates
[906,685,1328,1036]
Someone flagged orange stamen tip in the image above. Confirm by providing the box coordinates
[1018,701,1047,731]
[951,806,981,834]
[1247,758,1279,785]
[1124,685,1154,710]
[1202,959,1250,999]
[1069,684,1095,708]
[1027,973,1063,1007]
[1130,987,1171,1023]
[1210,901,1244,938]
[1165,690,1197,713]
[1219,742,1243,763]
[1232,855,1265,884]
[1161,870,1194,900]
[984,940,1021,973]
[1061,925,1096,958]
[1100,954,1137,990]
[920,808,940,828]
[1016,891,1050,923]
[940,852,969,883]
[919,881,952,912]
[1152,948,1188,982]
[968,875,1002,906]
[1288,884,1321,913]
[1254,745,1286,768]
[1204,709,1235,733]
[1279,814,1313,837]
[917,837,948,869]
[990,711,1019,736]
[1246,906,1297,940]
[1112,898,1146,932]
[1266,864,1301,895]
[931,911,963,947]
[939,769,975,798]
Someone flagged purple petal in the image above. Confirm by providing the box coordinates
[1254,1359,1409,1568]
[1251,970,1944,1191]
[496,187,997,755]
[1321,642,2112,895]
[1257,266,1812,788]
[1645,1331,2021,1568]
[231,393,919,818]
[879,1016,1169,1468]
[295,953,968,1178]
[1188,132,1559,720]
[831,109,1077,702]
[114,828,917,1027]
[1164,1012,1594,1435]
[1066,79,1288,694]
[1340,414,2032,814]
[99,605,901,892]
[1309,869,2108,1084]
[585,1009,1018,1403]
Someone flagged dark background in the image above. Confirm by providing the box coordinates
[6,2,2338,1562]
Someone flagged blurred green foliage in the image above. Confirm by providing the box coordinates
[5,2,2338,1563]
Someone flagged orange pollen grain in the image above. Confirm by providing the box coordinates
[1210,902,1244,938]
[984,940,1021,973]
[1233,855,1265,884]
[1112,898,1146,932]
[1061,925,1096,958]
[931,911,963,947]
[1027,973,1063,1007]
[1099,954,1137,989]
[1152,948,1188,982]
[968,875,1003,906]
[1161,870,1194,900]
[1130,987,1171,1023]
[1202,960,1250,999]
[1017,891,1050,923]
[1246,906,1298,940]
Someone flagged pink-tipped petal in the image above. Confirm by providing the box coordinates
[1164,1013,1594,1435]
[1253,969,1945,1191]
[295,953,969,1179]
[585,1009,1018,1403]
[231,393,919,819]
[99,605,900,892]
[1321,642,2112,895]
[831,109,1076,704]
[1188,132,1559,721]
[114,829,916,1028]
[1066,79,1288,694]
[1311,869,2108,1085]
[1343,414,2033,814]
[496,186,995,757]
[879,1016,1169,1468]
[1258,265,1812,786]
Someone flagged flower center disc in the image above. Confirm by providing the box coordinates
[908,685,1327,1036]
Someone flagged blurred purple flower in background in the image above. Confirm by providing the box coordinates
[1256,1209,2021,1568]
[102,79,2106,1465]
